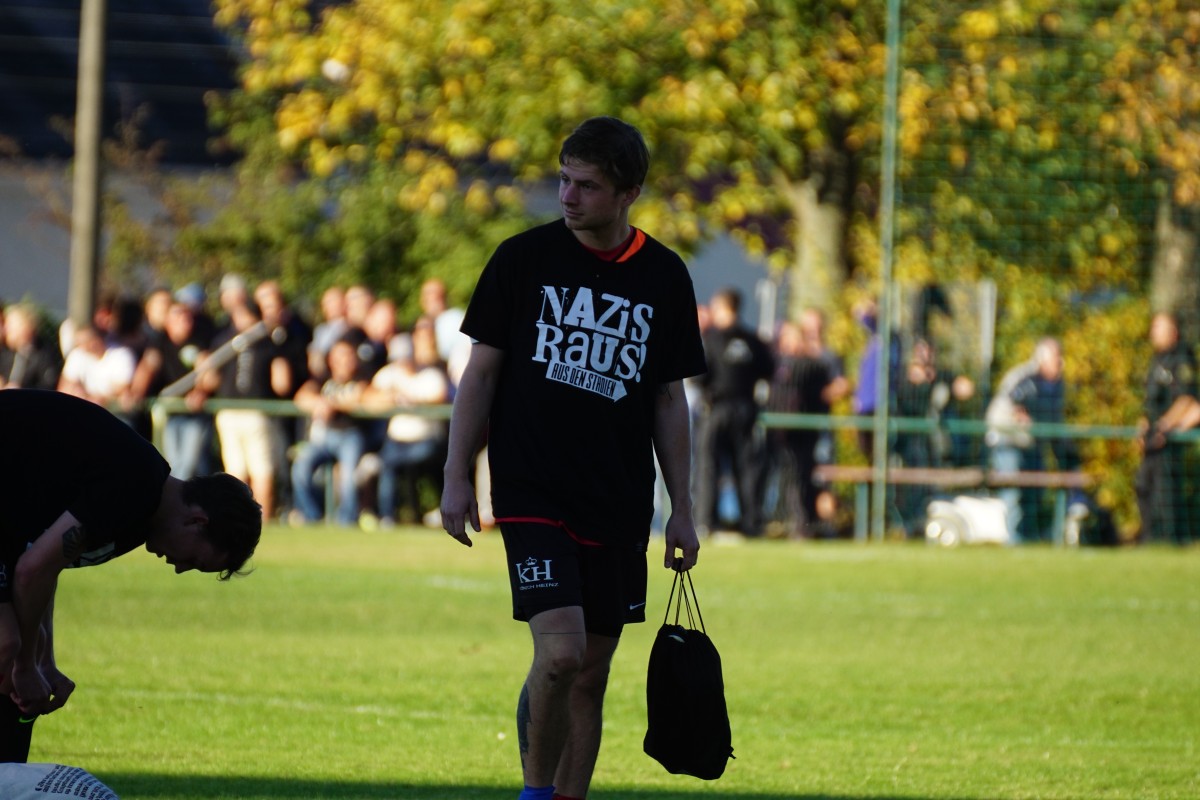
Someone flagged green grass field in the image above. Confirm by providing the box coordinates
[35,527,1200,799]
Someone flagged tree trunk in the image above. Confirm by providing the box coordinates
[781,144,853,320]
[1151,194,1200,343]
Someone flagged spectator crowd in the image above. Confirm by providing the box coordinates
[0,276,466,530]
[1,278,1194,544]
[687,287,1196,546]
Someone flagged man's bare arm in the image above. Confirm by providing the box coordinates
[11,512,82,713]
[441,343,505,546]
[654,380,700,570]
[1157,394,1200,435]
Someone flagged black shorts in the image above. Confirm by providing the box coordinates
[499,519,648,638]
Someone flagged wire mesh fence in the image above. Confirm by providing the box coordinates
[759,3,1199,546]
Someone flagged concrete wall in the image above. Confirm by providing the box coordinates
[0,167,775,331]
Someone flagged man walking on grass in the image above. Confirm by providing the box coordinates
[440,116,707,800]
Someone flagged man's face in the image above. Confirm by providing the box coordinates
[165,304,194,344]
[710,297,736,329]
[255,287,285,327]
[420,280,446,315]
[146,523,228,575]
[778,322,803,356]
[321,288,346,320]
[412,321,439,365]
[1150,314,1178,352]
[231,305,258,332]
[799,311,823,343]
[328,340,360,381]
[1038,347,1063,382]
[558,158,637,236]
[345,286,374,325]
[5,310,34,349]
[145,291,172,329]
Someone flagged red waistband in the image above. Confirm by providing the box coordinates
[493,516,604,547]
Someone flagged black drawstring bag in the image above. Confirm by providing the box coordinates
[643,561,734,780]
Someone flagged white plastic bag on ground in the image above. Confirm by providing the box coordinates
[0,763,118,799]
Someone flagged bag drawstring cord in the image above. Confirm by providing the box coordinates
[663,559,706,634]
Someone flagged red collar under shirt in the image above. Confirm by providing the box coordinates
[578,227,648,263]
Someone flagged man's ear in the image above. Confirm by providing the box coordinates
[185,506,210,530]
[622,184,642,209]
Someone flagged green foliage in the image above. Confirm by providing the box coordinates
[80,0,1199,528]
[204,0,898,272]
[899,3,1156,294]
[42,530,1200,799]
[154,164,529,320]
[888,1,1193,526]
[103,0,1196,308]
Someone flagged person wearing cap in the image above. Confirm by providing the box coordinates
[217,274,249,327]
[127,300,217,479]
[174,283,217,345]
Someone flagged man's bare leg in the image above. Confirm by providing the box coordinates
[552,632,619,798]
[518,607,588,790]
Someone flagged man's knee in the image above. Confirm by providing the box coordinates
[534,647,587,685]
[571,658,613,704]
[530,635,587,684]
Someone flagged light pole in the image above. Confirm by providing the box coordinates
[871,0,903,540]
[67,0,108,329]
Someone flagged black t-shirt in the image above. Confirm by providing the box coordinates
[0,390,170,588]
[270,315,314,388]
[1011,374,1064,424]
[894,368,956,418]
[701,324,774,405]
[212,328,281,399]
[1145,343,1197,424]
[462,220,707,545]
[0,340,62,391]
[146,329,208,395]
[769,355,832,416]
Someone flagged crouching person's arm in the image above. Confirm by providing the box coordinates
[12,512,80,716]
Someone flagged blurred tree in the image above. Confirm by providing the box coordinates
[627,0,890,317]
[208,0,893,318]
[74,0,1193,533]
[890,2,1172,532]
[204,0,1192,332]
[898,4,1151,318]
[1095,0,1200,340]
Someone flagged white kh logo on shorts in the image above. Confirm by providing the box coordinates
[517,556,554,585]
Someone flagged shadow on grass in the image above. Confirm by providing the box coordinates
[101,774,998,800]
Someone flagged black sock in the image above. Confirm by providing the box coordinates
[0,695,35,763]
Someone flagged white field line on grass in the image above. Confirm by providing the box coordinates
[112,687,488,722]
[422,574,503,594]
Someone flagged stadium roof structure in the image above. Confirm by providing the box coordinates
[0,0,239,165]
[0,1,772,326]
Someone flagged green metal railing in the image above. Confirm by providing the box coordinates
[146,399,1192,541]
[146,396,452,453]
